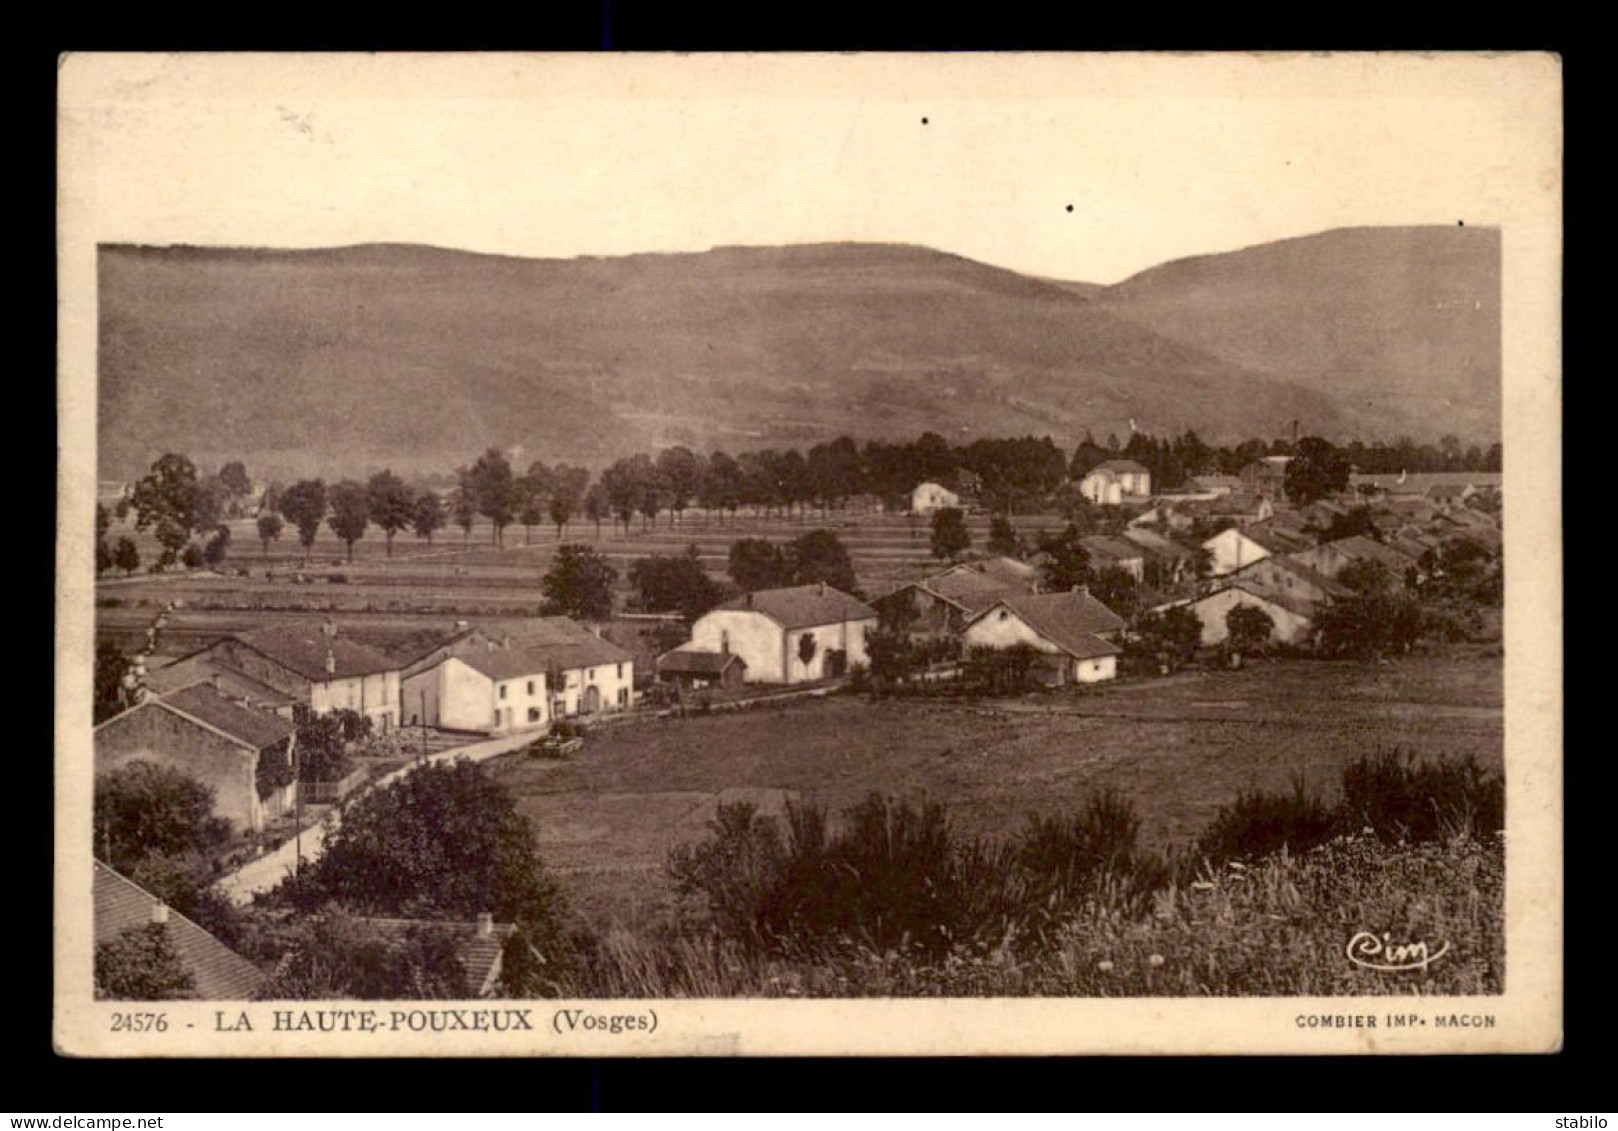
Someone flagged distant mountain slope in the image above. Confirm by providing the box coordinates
[96,232,1487,480]
[1090,226,1501,444]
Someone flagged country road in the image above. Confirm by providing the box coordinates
[214,729,540,906]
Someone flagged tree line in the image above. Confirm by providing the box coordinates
[101,425,1502,575]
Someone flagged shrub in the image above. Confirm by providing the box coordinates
[1339,749,1504,843]
[1197,776,1337,864]
[95,923,196,1001]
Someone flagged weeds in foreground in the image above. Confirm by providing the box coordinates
[566,748,1504,998]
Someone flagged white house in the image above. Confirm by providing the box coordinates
[1201,523,1313,577]
[400,618,635,732]
[910,481,961,515]
[959,589,1126,685]
[688,583,878,685]
[401,648,552,734]
[1156,581,1317,648]
[1077,460,1152,506]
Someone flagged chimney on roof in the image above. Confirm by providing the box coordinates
[476,911,494,939]
[455,619,469,632]
[324,648,336,676]
[210,674,222,693]
[322,618,337,638]
[1072,584,1088,598]
[746,592,754,608]
[819,581,827,597]
[151,901,169,925]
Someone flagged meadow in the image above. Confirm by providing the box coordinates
[486,651,1503,935]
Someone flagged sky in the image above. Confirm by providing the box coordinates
[58,52,1559,284]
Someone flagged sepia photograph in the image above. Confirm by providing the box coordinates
[55,51,1562,1056]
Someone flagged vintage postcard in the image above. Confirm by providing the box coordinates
[55,51,1562,1056]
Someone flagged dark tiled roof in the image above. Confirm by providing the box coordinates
[355,918,517,997]
[159,684,296,750]
[1080,535,1145,562]
[972,591,1125,660]
[233,624,398,681]
[1222,580,1319,621]
[1122,528,1194,559]
[1231,555,1353,599]
[714,584,877,630]
[503,618,634,670]
[657,649,748,675]
[455,648,555,682]
[927,567,1024,602]
[1092,459,1150,475]
[147,656,297,706]
[1328,535,1420,571]
[1242,523,1314,555]
[94,861,265,1000]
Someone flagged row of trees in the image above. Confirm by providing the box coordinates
[106,424,1501,575]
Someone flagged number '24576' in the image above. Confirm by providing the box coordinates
[110,1012,168,1032]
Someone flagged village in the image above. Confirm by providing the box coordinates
[88,430,1504,1000]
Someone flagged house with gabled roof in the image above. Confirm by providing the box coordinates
[401,617,635,730]
[910,481,960,515]
[168,620,402,732]
[1239,455,1293,502]
[1201,522,1314,577]
[1296,535,1422,586]
[1080,534,1146,583]
[870,556,1038,640]
[95,861,266,1000]
[1077,460,1152,506]
[95,682,298,835]
[1122,527,1200,586]
[1228,554,1352,608]
[687,583,877,684]
[960,588,1125,685]
[1154,580,1318,648]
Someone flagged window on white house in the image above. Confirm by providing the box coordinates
[499,684,507,700]
[528,707,541,722]
[527,680,535,695]
[589,668,596,682]
[618,687,628,707]
[617,663,623,679]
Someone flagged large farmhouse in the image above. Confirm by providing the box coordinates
[685,583,877,685]
[960,588,1126,685]
[157,621,402,732]
[401,618,634,732]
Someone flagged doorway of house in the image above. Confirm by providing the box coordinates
[583,685,601,714]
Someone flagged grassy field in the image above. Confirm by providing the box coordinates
[487,651,1503,933]
[95,505,1068,663]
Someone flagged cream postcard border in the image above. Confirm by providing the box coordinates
[54,51,1563,1057]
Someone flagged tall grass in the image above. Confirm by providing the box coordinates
[554,748,1505,998]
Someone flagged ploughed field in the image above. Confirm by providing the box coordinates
[486,652,1504,932]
